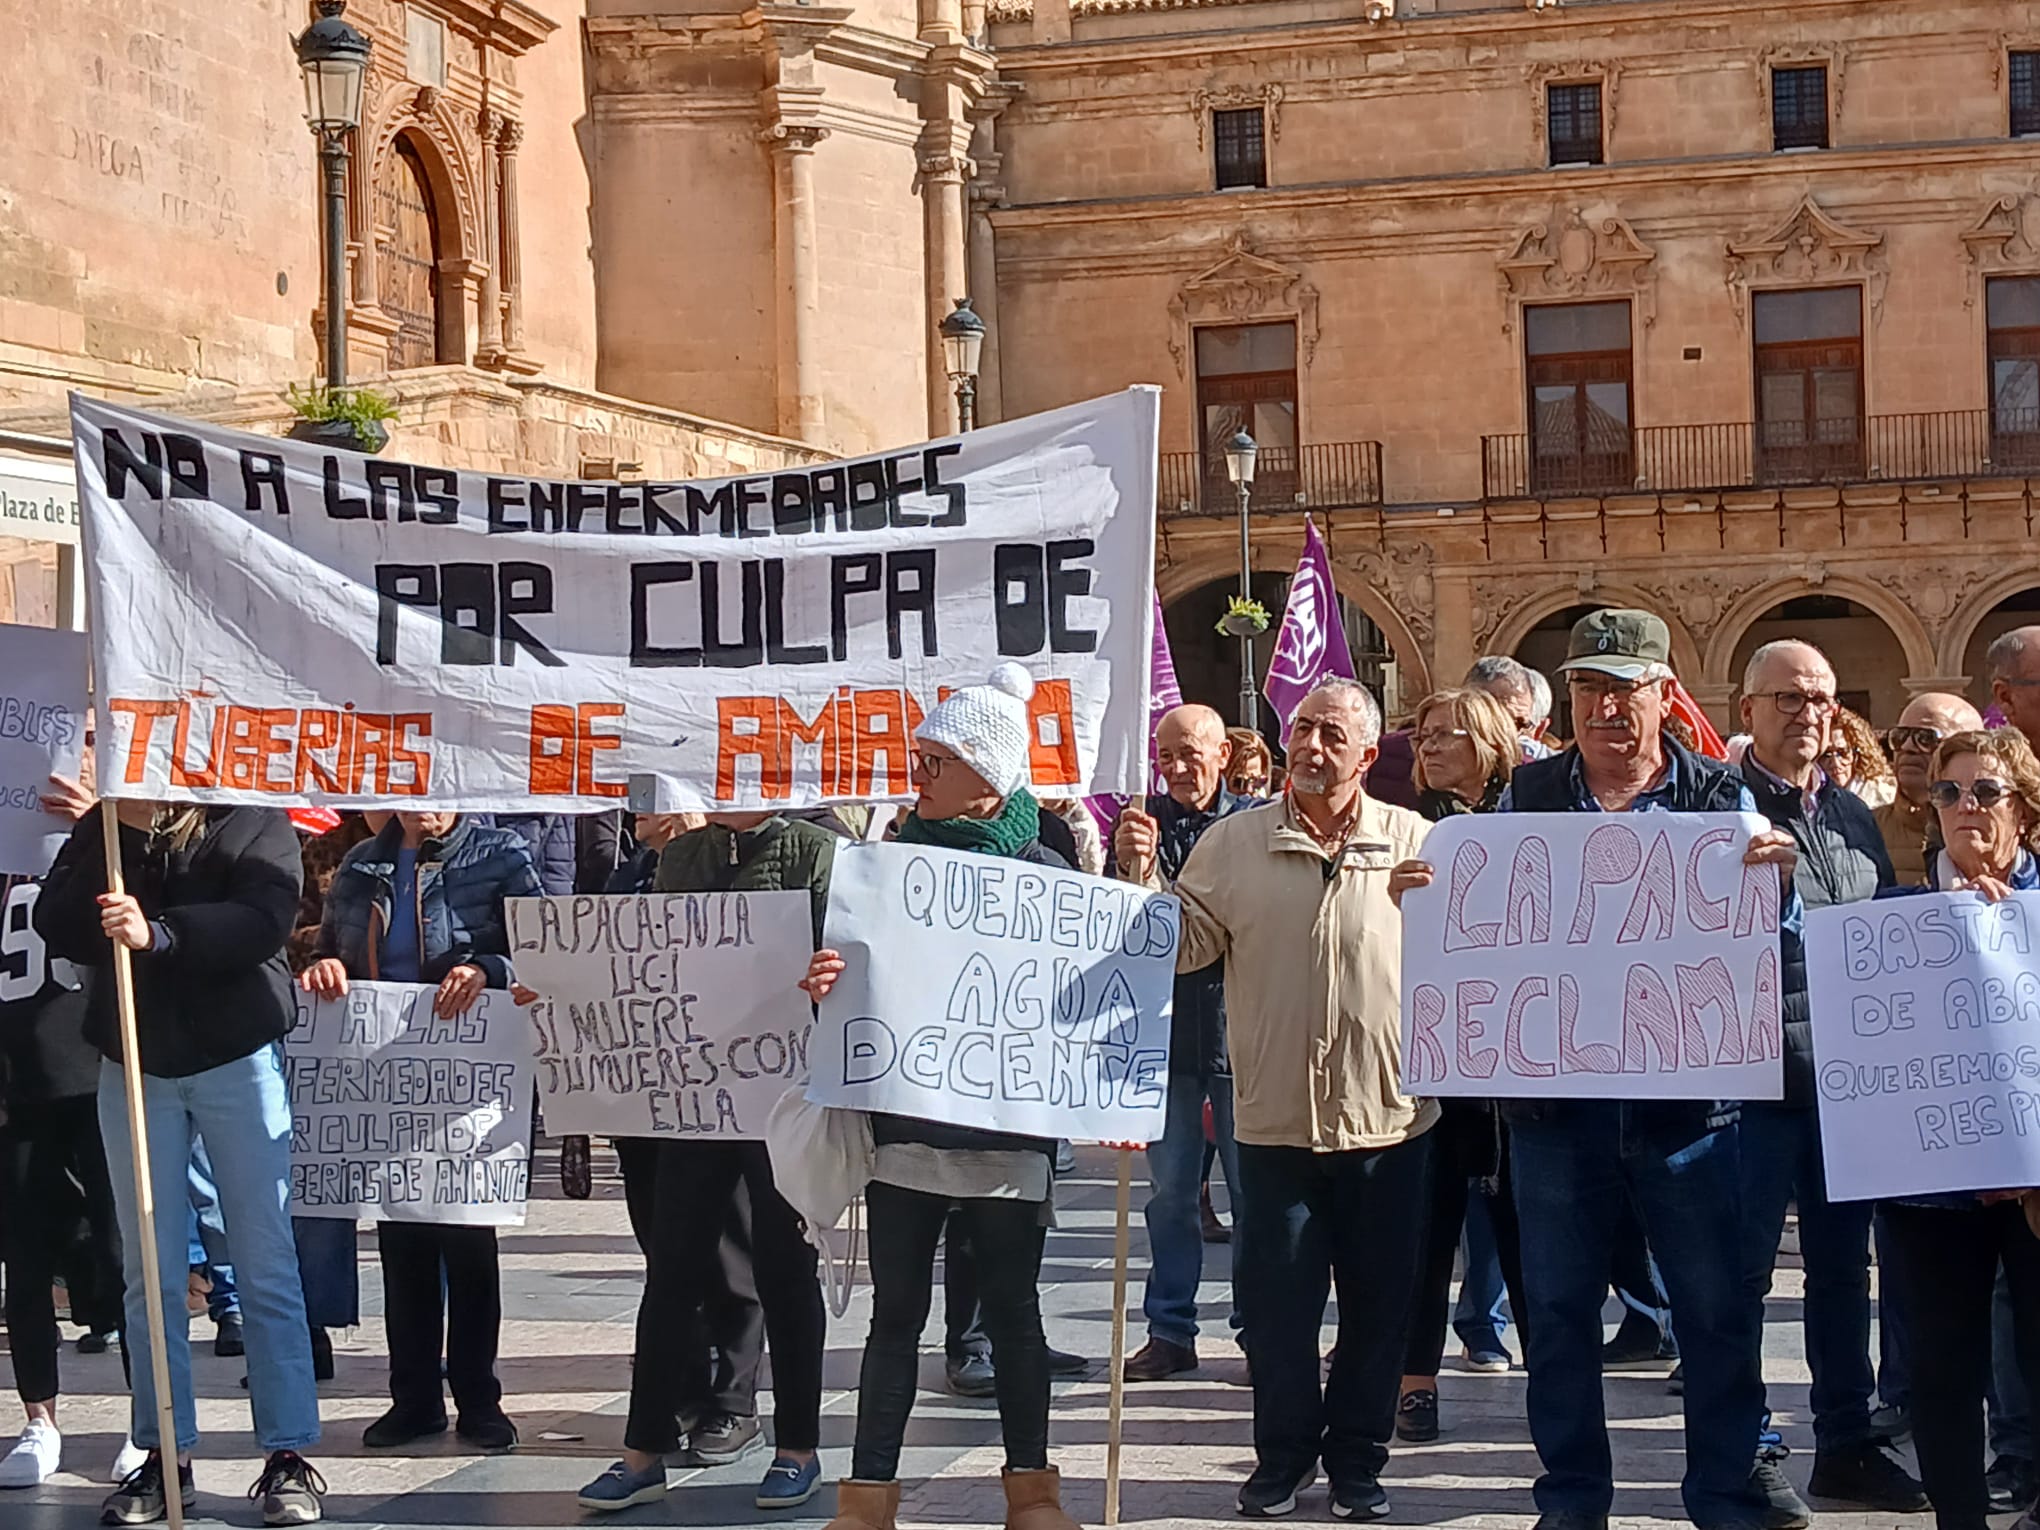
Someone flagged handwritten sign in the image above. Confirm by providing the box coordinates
[1399,813,1784,1100]
[506,891,816,1139]
[1807,890,2040,1201]
[282,982,532,1226]
[807,841,1181,1142]
[0,623,86,875]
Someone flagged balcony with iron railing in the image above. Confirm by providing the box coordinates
[1157,441,1385,518]
[1481,408,2040,501]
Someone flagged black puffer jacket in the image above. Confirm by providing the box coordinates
[37,805,301,1079]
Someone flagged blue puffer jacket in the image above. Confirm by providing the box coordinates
[484,812,577,898]
[316,817,541,989]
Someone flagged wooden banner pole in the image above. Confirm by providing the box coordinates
[1104,1147,1133,1527]
[103,805,184,1530]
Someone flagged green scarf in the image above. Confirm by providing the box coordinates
[896,786,1041,858]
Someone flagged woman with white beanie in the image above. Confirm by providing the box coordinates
[802,663,1082,1530]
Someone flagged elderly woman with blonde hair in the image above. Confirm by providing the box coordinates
[1875,727,2040,1530]
[1409,686,1520,821]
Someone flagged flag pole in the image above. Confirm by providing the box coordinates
[1104,1147,1133,1526]
[102,804,184,1530]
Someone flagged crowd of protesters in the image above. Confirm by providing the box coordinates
[2,620,2039,1530]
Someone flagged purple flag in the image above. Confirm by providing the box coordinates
[1263,519,1354,745]
[1087,596,1181,837]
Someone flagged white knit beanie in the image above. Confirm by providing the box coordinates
[915,662,1037,798]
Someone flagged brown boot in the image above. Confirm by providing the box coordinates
[1003,1466,1081,1530]
[826,1479,900,1530]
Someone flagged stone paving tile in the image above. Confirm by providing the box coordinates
[0,1147,1919,1530]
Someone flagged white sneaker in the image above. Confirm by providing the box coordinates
[110,1437,147,1483]
[0,1420,62,1487]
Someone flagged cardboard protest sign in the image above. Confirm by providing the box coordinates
[1807,891,2040,1201]
[0,623,86,875]
[807,841,1180,1142]
[506,891,816,1139]
[1399,813,1785,1100]
[282,981,532,1226]
[69,389,1160,811]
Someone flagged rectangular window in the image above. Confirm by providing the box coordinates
[2014,51,2040,137]
[1752,287,1863,484]
[1771,65,1829,151]
[1195,323,1297,505]
[1988,276,2040,468]
[1212,108,1267,191]
[1524,301,1633,496]
[1547,82,1604,166]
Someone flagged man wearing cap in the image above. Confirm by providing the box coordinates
[1392,611,1799,1530]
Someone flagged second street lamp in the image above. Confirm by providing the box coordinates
[939,296,986,433]
[1225,430,1259,732]
[295,0,372,390]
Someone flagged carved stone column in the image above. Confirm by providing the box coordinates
[762,122,830,446]
[920,149,971,434]
[496,118,532,365]
[474,108,506,366]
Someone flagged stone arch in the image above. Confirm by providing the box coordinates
[363,111,479,264]
[1489,582,1703,681]
[1938,566,2040,680]
[1704,575,1935,689]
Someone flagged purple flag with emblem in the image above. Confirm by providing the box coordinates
[1263,519,1354,745]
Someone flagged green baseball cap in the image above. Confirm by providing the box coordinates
[1558,608,1673,681]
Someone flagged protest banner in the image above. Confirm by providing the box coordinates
[282,981,533,1226]
[807,841,1181,1141]
[1807,890,2040,1201]
[68,389,1160,811]
[0,622,86,874]
[1399,812,1785,1100]
[506,891,816,1139]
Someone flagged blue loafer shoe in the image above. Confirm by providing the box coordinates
[756,1455,821,1510]
[578,1460,667,1513]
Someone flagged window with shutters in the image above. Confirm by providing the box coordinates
[1771,65,1829,150]
[1752,287,1863,484]
[1547,83,1604,166]
[2013,51,2040,137]
[1524,302,1633,496]
[1212,108,1267,191]
[1988,276,2040,468]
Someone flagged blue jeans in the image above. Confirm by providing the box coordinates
[1738,1101,1874,1449]
[1142,1071,1241,1347]
[1512,1105,1764,1526]
[1991,1268,2034,1463]
[187,1137,238,1321]
[97,1051,319,1453]
[1453,1192,1511,1354]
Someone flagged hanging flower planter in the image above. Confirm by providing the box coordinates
[285,382,397,455]
[1216,596,1271,638]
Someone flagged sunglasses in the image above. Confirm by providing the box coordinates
[1886,726,1947,754]
[1928,778,2015,811]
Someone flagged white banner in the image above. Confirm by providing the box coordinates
[807,841,1180,1142]
[1808,891,2040,1201]
[69,390,1159,810]
[1399,814,1786,1100]
[0,622,86,875]
[507,891,816,1139]
[282,981,533,1226]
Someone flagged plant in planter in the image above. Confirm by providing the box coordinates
[1215,595,1272,638]
[285,382,398,455]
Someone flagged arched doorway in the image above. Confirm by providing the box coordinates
[1961,587,2040,707]
[1729,595,1908,726]
[1516,603,1594,738]
[378,137,446,370]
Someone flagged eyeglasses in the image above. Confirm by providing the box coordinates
[1754,690,1838,717]
[1819,747,1858,764]
[1928,778,2015,811]
[1886,726,1947,754]
[912,751,950,780]
[1568,675,1658,700]
[1414,728,1471,747]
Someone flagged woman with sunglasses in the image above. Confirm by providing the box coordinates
[1876,727,2040,1530]
[1820,707,1895,809]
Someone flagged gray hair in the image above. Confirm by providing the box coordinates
[1986,626,2040,683]
[1465,654,1533,697]
[1524,667,1553,727]
[1741,638,1833,696]
[1304,673,1383,748]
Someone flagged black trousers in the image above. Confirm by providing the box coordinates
[1881,1201,2040,1530]
[623,1142,823,1456]
[1404,1138,1526,1377]
[377,1221,501,1416]
[854,1181,1048,1481]
[0,1094,123,1403]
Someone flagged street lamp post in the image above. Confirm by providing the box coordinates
[294,0,372,390]
[1225,429,1259,732]
[939,296,986,433]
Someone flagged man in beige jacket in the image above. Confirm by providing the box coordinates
[1116,675,1436,1522]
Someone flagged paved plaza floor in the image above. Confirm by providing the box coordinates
[0,1145,1926,1530]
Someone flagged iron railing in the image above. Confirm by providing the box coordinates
[1157,441,1385,517]
[1481,409,2040,500]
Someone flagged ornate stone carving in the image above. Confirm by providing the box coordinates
[1626,568,1774,641]
[1166,232,1321,377]
[1757,44,1846,124]
[1961,194,2040,305]
[1864,559,1996,629]
[758,122,830,152]
[1190,82,1283,148]
[1497,207,1657,333]
[1527,61,1621,151]
[916,151,977,181]
[411,85,440,117]
[1725,195,1887,327]
[1343,540,1437,646]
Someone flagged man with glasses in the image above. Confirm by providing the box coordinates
[1875,693,1984,887]
[1734,641,1924,1513]
[1466,654,1555,762]
[1988,627,2040,746]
